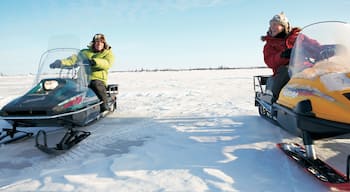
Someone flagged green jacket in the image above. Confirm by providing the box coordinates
[61,47,114,86]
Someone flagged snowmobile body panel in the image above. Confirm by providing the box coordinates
[0,78,101,127]
[274,102,350,140]
[1,102,101,127]
[278,72,350,125]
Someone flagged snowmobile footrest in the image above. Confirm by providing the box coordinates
[0,128,33,144]
[278,143,350,191]
[35,129,91,154]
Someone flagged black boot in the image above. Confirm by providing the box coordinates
[100,103,110,113]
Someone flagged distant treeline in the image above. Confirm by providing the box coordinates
[112,66,268,73]
[0,66,268,76]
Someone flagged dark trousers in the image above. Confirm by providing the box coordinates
[89,80,108,110]
[266,65,290,102]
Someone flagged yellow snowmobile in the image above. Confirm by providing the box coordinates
[255,21,350,190]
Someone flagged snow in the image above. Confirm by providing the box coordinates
[0,69,349,191]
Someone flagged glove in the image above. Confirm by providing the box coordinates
[89,59,96,66]
[280,48,292,59]
[49,60,62,68]
[319,45,336,60]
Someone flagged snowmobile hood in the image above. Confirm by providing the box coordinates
[1,78,85,116]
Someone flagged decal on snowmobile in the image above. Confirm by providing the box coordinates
[58,94,84,109]
[282,85,335,102]
[281,86,299,98]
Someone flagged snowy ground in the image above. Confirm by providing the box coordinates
[0,69,349,191]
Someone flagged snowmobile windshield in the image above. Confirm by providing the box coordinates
[289,21,350,88]
[34,48,91,91]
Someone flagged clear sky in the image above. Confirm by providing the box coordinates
[1,0,350,75]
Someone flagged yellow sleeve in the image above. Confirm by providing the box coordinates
[61,54,78,66]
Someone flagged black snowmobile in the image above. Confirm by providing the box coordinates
[0,48,118,153]
[255,21,350,190]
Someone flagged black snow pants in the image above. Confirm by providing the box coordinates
[89,80,108,112]
[266,65,290,102]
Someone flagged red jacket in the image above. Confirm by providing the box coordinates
[262,28,301,75]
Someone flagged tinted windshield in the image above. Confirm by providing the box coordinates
[34,48,90,91]
[289,21,350,79]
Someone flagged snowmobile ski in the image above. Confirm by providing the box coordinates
[0,122,34,145]
[277,143,350,191]
[34,107,115,154]
[0,128,33,145]
[35,128,91,154]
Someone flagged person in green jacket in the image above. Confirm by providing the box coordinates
[50,33,115,112]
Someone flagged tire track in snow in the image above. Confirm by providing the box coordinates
[0,116,158,187]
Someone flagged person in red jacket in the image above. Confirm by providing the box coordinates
[261,12,300,101]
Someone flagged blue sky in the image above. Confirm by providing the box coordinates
[1,0,350,75]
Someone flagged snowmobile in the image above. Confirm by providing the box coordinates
[0,48,118,153]
[254,21,350,190]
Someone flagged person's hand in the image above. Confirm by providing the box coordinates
[280,48,292,59]
[89,59,96,66]
[49,60,62,68]
[319,45,336,60]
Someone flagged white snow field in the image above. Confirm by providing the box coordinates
[0,69,349,192]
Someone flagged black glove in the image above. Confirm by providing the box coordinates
[319,45,336,60]
[280,48,292,59]
[89,59,96,66]
[49,60,62,68]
